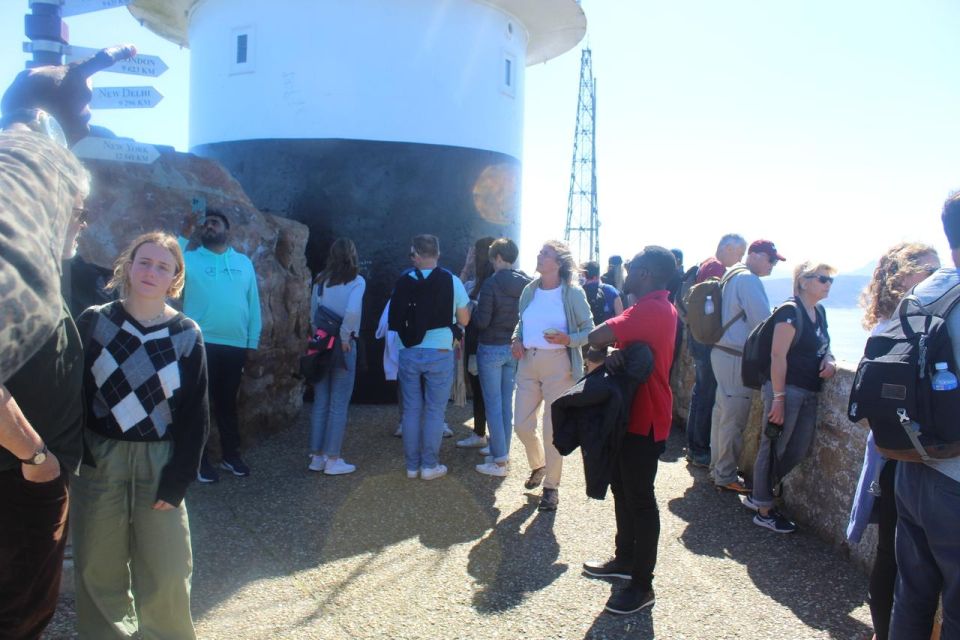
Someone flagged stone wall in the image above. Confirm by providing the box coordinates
[78,149,311,449]
[671,343,876,570]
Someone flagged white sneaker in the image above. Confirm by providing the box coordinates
[457,434,487,448]
[479,446,491,455]
[324,458,356,475]
[406,468,419,479]
[442,424,453,438]
[308,454,326,472]
[421,465,448,481]
[475,462,508,477]
[393,424,403,437]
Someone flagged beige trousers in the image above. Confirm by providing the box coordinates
[514,348,575,490]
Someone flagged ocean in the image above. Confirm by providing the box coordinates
[821,307,868,366]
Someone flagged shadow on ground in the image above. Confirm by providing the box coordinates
[667,435,872,640]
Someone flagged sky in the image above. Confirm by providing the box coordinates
[2,1,959,279]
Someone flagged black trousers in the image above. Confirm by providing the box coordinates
[611,431,665,592]
[205,343,246,457]
[0,467,69,640]
[869,459,899,640]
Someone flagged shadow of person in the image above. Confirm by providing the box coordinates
[467,498,569,613]
[667,476,872,638]
[581,595,655,639]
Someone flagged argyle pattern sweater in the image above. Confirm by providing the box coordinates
[76,301,209,505]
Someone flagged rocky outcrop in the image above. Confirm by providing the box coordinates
[78,147,310,447]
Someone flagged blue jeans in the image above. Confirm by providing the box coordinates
[891,462,960,639]
[476,343,517,463]
[398,348,455,472]
[309,345,357,457]
[686,334,715,458]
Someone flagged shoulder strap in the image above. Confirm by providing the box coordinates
[719,265,748,288]
[910,281,960,319]
[782,299,804,348]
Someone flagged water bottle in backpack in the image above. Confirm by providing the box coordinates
[704,295,714,316]
[931,362,958,391]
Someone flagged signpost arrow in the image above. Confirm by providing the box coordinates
[61,0,133,17]
[67,46,168,78]
[90,86,164,109]
[72,137,160,164]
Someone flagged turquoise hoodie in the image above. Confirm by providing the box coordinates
[178,237,262,349]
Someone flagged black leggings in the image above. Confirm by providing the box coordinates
[869,459,899,640]
[467,371,486,437]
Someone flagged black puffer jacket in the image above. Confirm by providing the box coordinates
[473,269,532,345]
[552,343,654,499]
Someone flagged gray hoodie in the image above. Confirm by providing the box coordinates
[473,269,532,345]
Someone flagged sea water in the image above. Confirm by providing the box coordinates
[819,307,868,366]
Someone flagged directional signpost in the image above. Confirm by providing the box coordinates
[90,86,164,109]
[67,46,168,78]
[72,137,160,164]
[61,0,133,17]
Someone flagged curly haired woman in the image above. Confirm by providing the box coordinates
[847,242,939,640]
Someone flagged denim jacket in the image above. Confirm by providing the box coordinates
[512,278,594,374]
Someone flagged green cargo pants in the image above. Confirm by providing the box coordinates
[71,430,196,639]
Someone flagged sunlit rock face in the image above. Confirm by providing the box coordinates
[78,149,311,444]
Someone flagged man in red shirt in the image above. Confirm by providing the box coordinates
[582,246,678,615]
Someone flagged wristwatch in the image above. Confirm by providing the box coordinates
[19,444,48,465]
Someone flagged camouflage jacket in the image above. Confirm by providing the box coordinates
[0,129,87,384]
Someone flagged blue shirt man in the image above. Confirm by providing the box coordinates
[389,235,470,480]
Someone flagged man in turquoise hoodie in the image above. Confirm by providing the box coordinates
[179,209,261,482]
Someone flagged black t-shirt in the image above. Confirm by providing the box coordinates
[0,300,84,473]
[771,301,830,392]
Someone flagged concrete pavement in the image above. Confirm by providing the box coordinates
[44,403,873,639]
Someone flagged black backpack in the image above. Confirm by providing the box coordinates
[847,285,960,461]
[585,281,611,324]
[741,299,822,390]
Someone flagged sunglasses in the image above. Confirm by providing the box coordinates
[804,274,834,284]
[72,206,89,224]
[409,251,418,258]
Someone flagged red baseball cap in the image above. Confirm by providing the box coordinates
[749,239,785,262]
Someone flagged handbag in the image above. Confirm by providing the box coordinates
[299,328,337,382]
[300,281,346,382]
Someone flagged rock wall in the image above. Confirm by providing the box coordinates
[671,342,876,571]
[77,148,311,449]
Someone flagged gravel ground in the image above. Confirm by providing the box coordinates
[44,403,873,639]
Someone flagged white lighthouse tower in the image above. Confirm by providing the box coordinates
[128,0,586,400]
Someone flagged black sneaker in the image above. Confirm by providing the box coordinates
[524,466,546,490]
[220,454,251,477]
[605,585,655,615]
[583,558,632,580]
[538,487,559,511]
[197,458,219,484]
[753,508,796,533]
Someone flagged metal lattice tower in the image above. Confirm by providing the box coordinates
[564,48,598,264]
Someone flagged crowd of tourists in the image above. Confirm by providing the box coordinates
[1,120,957,639]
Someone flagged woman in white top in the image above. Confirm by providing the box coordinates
[511,240,593,511]
[308,238,366,475]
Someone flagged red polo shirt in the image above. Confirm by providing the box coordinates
[604,290,677,441]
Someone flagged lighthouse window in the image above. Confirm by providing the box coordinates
[230,26,255,74]
[236,34,248,64]
[501,52,516,97]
